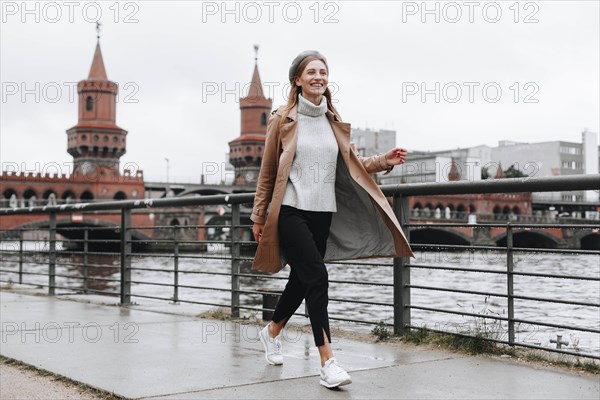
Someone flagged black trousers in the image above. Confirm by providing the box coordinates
[271,205,333,347]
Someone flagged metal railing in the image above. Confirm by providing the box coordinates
[1,175,599,359]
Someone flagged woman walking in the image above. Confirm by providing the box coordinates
[251,50,414,388]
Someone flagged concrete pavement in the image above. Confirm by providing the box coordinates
[1,290,598,399]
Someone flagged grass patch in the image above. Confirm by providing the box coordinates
[403,326,498,355]
[521,350,600,374]
[196,307,232,320]
[400,327,599,374]
[577,359,600,373]
[402,296,510,355]
[371,321,392,341]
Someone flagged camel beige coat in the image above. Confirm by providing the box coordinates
[250,104,414,273]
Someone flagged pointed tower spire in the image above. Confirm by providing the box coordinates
[247,44,264,98]
[88,22,108,80]
[496,163,504,179]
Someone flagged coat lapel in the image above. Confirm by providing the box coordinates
[277,106,297,152]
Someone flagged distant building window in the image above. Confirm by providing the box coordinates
[562,161,584,169]
[86,96,93,111]
[261,113,267,126]
[560,146,581,155]
[562,194,583,202]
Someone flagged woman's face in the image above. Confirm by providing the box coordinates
[295,59,328,101]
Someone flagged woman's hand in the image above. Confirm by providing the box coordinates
[384,147,408,167]
[253,223,265,243]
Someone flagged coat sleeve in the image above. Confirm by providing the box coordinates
[250,113,281,225]
[350,143,393,175]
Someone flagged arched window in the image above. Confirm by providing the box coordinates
[62,190,75,204]
[261,112,267,126]
[2,188,18,208]
[113,191,127,200]
[43,190,57,206]
[81,190,94,201]
[423,203,434,218]
[86,96,93,111]
[412,202,422,218]
[23,189,38,207]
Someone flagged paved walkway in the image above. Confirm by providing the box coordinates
[1,290,598,399]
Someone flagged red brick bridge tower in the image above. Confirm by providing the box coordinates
[66,40,128,178]
[228,45,273,186]
[1,36,144,213]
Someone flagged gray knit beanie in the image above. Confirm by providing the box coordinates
[288,50,328,82]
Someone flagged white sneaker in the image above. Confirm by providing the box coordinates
[320,357,352,388]
[259,323,283,365]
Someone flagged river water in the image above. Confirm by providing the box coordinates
[1,242,598,356]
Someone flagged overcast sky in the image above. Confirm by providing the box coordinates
[1,0,598,184]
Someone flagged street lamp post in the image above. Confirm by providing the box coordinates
[165,157,170,197]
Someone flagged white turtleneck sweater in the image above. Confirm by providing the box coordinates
[281,93,339,212]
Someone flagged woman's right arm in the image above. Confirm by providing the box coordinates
[250,112,280,228]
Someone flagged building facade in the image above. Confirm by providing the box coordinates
[491,131,600,204]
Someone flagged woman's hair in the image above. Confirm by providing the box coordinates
[278,54,341,129]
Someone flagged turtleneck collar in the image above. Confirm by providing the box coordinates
[297,93,327,117]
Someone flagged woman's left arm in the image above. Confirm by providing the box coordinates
[350,144,407,175]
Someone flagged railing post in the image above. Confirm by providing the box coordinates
[230,203,241,318]
[120,209,132,305]
[83,227,89,293]
[18,229,23,284]
[172,225,179,303]
[507,222,515,345]
[393,193,411,336]
[48,212,56,296]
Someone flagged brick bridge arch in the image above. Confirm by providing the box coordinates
[176,188,233,197]
[493,230,561,249]
[409,227,472,246]
[2,218,151,252]
[572,229,600,250]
